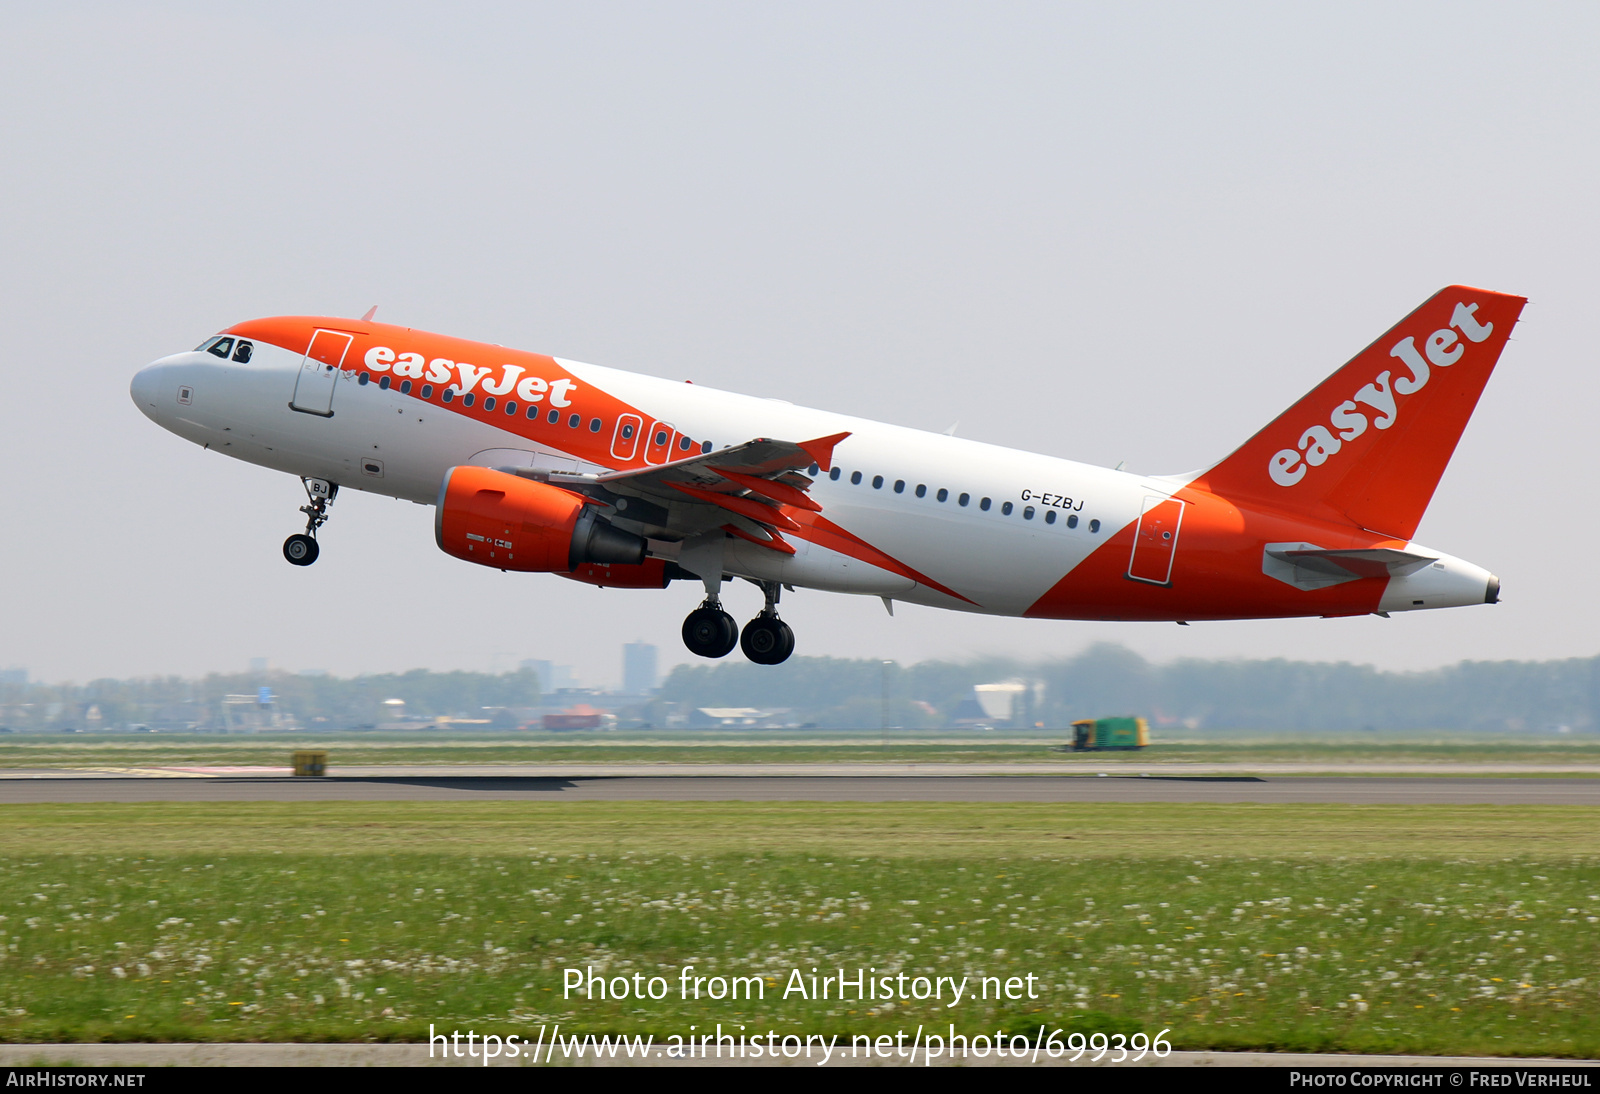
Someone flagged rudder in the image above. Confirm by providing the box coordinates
[1192,285,1526,540]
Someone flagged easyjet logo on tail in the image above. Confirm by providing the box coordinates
[1267,302,1495,488]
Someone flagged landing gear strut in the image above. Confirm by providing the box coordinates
[283,478,337,567]
[740,581,795,665]
[682,596,739,658]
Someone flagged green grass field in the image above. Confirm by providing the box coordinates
[3,733,1600,769]
[0,802,1596,1057]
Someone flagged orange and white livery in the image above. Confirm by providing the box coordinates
[130,286,1524,664]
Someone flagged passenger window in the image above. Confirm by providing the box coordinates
[872,475,883,489]
[654,429,668,445]
[622,423,636,440]
[809,463,819,476]
[506,401,517,415]
[231,341,253,363]
[358,372,370,386]
[591,418,603,433]
[1023,506,1035,520]
[915,484,927,498]
[441,387,453,402]
[678,436,692,451]
[829,467,842,481]
[1066,513,1078,528]
[850,471,862,485]
[1045,510,1056,524]
[980,497,991,511]
[568,413,580,428]
[421,384,433,399]
[461,392,473,406]
[1001,501,1013,515]
[400,380,413,395]
[1089,518,1101,533]
[958,493,969,507]
[549,409,560,424]
[527,405,539,419]
[380,376,391,391]
[936,488,948,503]
[894,480,905,494]
[483,396,496,412]
[207,338,234,359]
[701,441,713,453]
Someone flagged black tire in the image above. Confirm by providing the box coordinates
[283,534,320,567]
[740,616,793,665]
[682,608,738,658]
[773,619,795,664]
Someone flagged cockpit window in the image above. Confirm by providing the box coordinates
[195,336,223,352]
[207,337,234,359]
[231,340,253,363]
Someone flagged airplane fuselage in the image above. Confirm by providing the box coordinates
[131,296,1507,642]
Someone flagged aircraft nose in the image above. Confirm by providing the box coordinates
[130,362,163,414]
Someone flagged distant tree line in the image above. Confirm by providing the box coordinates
[660,644,1600,732]
[4,646,1598,732]
[0,669,543,732]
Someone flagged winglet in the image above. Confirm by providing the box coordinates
[798,431,851,473]
[361,305,378,322]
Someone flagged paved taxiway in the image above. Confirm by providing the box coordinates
[0,773,1596,804]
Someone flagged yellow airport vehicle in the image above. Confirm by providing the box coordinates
[1070,717,1150,751]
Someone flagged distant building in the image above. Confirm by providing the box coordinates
[622,642,658,694]
[0,668,25,686]
[520,659,576,694]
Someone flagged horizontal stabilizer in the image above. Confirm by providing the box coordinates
[1263,542,1436,591]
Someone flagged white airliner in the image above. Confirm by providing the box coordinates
[131,286,1523,664]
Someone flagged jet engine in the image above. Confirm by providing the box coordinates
[435,465,645,572]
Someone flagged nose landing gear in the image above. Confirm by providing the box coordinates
[740,581,795,665]
[283,478,337,567]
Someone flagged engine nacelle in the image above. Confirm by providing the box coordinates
[434,465,645,572]
[562,558,682,589]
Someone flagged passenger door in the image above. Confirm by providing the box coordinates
[290,330,352,416]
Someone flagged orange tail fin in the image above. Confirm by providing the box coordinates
[1192,285,1526,540]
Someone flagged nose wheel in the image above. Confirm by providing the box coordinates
[682,600,738,658]
[283,478,337,567]
[283,534,319,566]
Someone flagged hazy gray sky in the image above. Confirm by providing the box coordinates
[3,2,1598,687]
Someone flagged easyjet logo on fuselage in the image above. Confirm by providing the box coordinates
[1267,302,1495,488]
[361,346,579,407]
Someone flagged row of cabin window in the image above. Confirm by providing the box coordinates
[809,463,1101,533]
[356,370,715,454]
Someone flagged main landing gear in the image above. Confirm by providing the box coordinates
[283,478,337,567]
[680,581,795,665]
[740,581,794,666]
[682,598,739,659]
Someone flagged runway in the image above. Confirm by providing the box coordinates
[1,773,1597,804]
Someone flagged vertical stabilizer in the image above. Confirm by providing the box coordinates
[1192,286,1525,539]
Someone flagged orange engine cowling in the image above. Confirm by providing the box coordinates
[434,465,646,573]
[562,558,680,589]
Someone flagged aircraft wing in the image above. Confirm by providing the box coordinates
[500,432,850,551]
